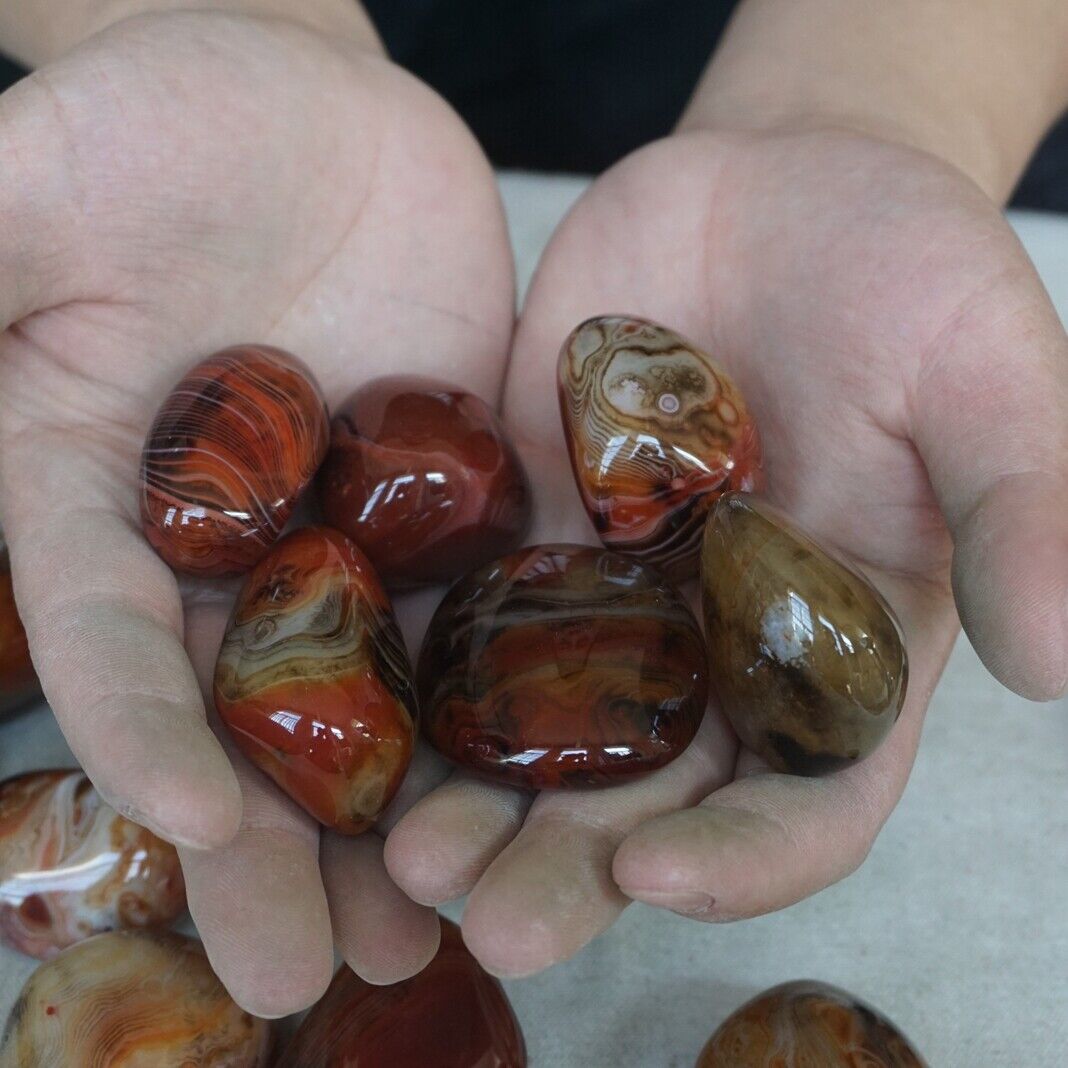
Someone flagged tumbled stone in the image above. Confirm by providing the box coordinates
[696,980,927,1066]
[215,526,417,833]
[0,769,185,959]
[702,493,907,775]
[559,316,762,580]
[420,544,707,788]
[0,931,271,1067]
[277,918,525,1067]
[0,533,38,717]
[318,375,531,588]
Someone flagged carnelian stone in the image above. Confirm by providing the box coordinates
[318,375,531,589]
[277,918,526,1067]
[419,544,707,789]
[559,316,763,581]
[139,345,328,577]
[214,526,416,834]
[0,534,38,716]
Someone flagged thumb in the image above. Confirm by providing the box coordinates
[914,237,1068,701]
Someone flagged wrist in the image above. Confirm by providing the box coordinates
[1,0,382,66]
[681,0,1068,204]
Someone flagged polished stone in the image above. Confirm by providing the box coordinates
[0,931,271,1067]
[420,544,707,788]
[0,770,185,959]
[318,375,531,588]
[277,918,525,1067]
[215,526,417,833]
[559,316,763,580]
[696,980,927,1066]
[0,535,38,717]
[140,345,328,577]
[702,494,907,775]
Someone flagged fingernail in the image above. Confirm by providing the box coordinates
[625,890,715,915]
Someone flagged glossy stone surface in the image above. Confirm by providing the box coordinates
[420,544,707,789]
[0,930,271,1067]
[318,375,532,589]
[0,770,185,960]
[0,534,39,717]
[559,316,763,580]
[702,494,907,775]
[278,918,525,1067]
[696,980,928,1066]
[140,345,328,577]
[215,526,417,833]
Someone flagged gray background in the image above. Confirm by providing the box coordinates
[1,175,1066,1066]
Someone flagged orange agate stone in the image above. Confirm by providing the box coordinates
[139,345,328,577]
[0,534,38,716]
[559,316,763,581]
[214,526,417,834]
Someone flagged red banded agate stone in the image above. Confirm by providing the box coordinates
[0,535,38,716]
[696,980,928,1067]
[277,918,526,1067]
[317,375,531,588]
[214,526,417,834]
[0,770,185,960]
[419,544,707,789]
[139,345,328,577]
[0,931,271,1067]
[559,316,763,581]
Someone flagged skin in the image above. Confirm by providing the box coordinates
[0,0,1065,1011]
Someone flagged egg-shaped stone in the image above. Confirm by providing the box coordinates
[317,375,532,589]
[140,344,328,577]
[696,980,928,1066]
[559,316,763,581]
[420,544,707,789]
[277,918,525,1067]
[0,533,38,717]
[0,930,271,1067]
[702,494,907,775]
[214,526,417,834]
[0,769,186,959]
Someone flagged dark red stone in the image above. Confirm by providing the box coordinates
[276,918,526,1067]
[317,375,531,589]
[0,533,39,716]
[419,544,708,789]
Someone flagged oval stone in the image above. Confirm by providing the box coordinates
[0,534,38,717]
[214,526,417,834]
[0,770,186,959]
[277,918,526,1067]
[696,980,928,1067]
[702,494,907,775]
[0,931,271,1067]
[559,316,763,581]
[318,375,532,589]
[419,544,707,789]
[139,345,328,577]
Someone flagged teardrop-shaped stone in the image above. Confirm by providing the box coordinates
[0,931,271,1067]
[696,980,928,1066]
[277,918,526,1067]
[559,316,763,581]
[702,494,907,775]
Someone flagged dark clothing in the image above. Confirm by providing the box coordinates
[2,2,1066,209]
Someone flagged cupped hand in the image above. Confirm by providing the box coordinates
[0,10,515,1014]
[385,126,1068,976]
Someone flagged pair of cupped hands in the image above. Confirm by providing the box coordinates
[0,10,1065,1017]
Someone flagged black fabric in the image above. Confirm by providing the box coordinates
[1,5,1066,210]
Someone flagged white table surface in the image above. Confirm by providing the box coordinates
[1,174,1066,1066]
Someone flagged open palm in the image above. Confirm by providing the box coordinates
[385,127,1068,976]
[0,11,514,1014]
